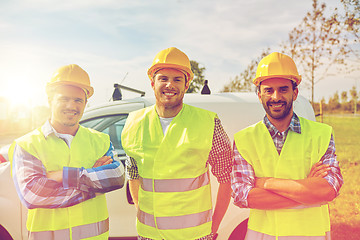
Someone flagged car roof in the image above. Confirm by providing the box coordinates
[82,92,315,142]
[85,92,261,112]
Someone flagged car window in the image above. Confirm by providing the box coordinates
[80,114,128,156]
[80,117,104,129]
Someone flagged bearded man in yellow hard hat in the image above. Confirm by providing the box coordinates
[121,47,234,240]
[9,64,125,240]
[231,52,343,240]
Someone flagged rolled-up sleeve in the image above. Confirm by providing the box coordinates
[125,156,139,180]
[12,144,96,209]
[322,135,343,195]
[231,142,255,208]
[208,118,234,183]
[63,142,125,193]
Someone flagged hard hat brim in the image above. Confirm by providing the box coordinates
[253,75,301,86]
[147,63,194,82]
[46,81,94,98]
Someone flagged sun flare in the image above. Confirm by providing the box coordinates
[0,76,46,108]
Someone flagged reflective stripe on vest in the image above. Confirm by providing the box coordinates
[122,104,216,239]
[28,218,109,240]
[11,125,110,235]
[140,171,209,192]
[245,229,331,240]
[138,209,212,230]
[289,204,321,209]
[29,228,70,240]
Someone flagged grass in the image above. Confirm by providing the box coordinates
[317,115,360,240]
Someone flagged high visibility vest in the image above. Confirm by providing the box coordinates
[234,117,333,238]
[122,104,216,240]
[10,125,111,240]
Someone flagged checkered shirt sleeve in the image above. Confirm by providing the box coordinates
[63,148,125,193]
[208,118,234,183]
[231,125,343,208]
[231,142,255,208]
[321,135,344,195]
[125,155,139,180]
[12,144,96,209]
[12,141,124,209]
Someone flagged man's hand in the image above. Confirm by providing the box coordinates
[93,156,113,168]
[308,161,331,178]
[45,156,113,186]
[255,177,271,189]
[255,161,330,189]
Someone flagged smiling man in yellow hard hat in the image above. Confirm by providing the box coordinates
[121,47,234,240]
[231,52,343,240]
[9,64,125,240]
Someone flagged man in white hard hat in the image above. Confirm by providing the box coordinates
[121,47,234,239]
[231,52,343,239]
[9,64,125,240]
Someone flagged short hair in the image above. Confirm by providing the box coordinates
[47,85,88,103]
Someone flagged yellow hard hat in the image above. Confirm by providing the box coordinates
[253,52,301,86]
[46,64,94,98]
[147,47,194,82]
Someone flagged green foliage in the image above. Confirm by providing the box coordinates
[321,116,360,164]
[221,0,359,102]
[221,48,270,92]
[187,60,206,93]
[317,116,360,239]
[350,85,358,100]
[341,0,360,42]
[328,91,341,110]
[315,85,360,113]
[281,0,351,104]
[341,91,348,103]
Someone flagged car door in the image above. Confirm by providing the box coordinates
[80,103,144,239]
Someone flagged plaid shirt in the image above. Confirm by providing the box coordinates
[11,121,124,209]
[231,113,344,208]
[126,117,234,184]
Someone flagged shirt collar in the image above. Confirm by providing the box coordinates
[41,120,56,138]
[263,112,301,137]
[41,120,77,139]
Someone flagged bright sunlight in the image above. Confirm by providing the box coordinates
[0,75,46,108]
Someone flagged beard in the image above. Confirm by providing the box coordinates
[262,100,293,120]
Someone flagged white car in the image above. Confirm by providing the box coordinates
[0,92,315,240]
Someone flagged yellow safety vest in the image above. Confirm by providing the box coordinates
[9,125,111,240]
[234,117,332,237]
[122,104,216,240]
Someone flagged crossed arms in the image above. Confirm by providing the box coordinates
[247,162,336,210]
[231,136,343,210]
[12,143,124,209]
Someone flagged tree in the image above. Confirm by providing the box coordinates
[281,0,350,105]
[341,90,348,103]
[350,85,358,100]
[320,97,327,112]
[221,48,270,92]
[340,0,360,72]
[341,90,352,111]
[328,91,341,110]
[349,85,358,113]
[187,60,206,93]
[341,0,359,44]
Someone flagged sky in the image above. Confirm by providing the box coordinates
[0,0,359,109]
